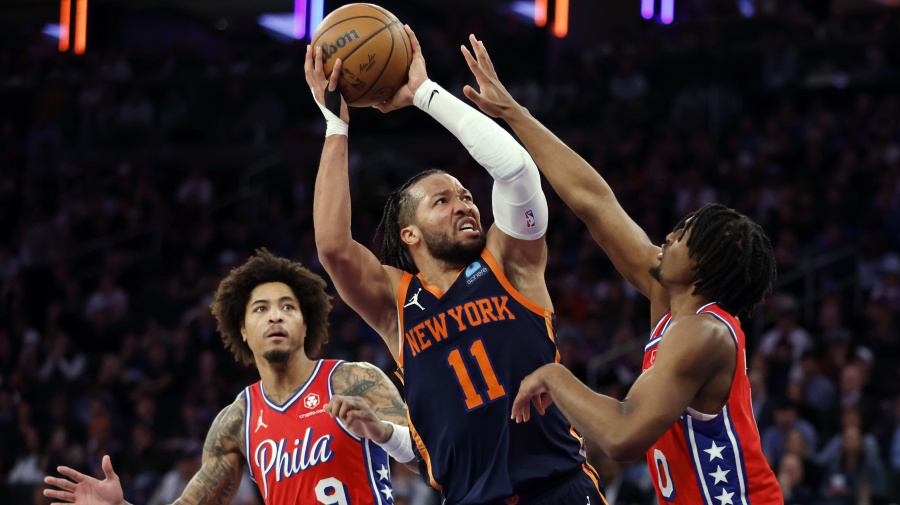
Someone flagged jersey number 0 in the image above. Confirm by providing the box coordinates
[446,338,507,410]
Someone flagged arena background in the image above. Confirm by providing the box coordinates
[1,0,899,503]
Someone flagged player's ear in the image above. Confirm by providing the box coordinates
[240,324,247,342]
[400,225,419,247]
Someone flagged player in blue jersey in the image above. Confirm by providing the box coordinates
[306,25,607,505]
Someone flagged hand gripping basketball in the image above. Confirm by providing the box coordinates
[305,44,350,137]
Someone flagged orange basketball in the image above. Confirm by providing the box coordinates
[310,3,412,107]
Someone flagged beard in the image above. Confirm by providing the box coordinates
[262,349,291,364]
[421,227,486,267]
[649,264,664,287]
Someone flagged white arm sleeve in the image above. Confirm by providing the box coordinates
[414,80,548,240]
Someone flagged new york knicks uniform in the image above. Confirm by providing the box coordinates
[397,248,602,505]
[243,359,394,505]
[642,303,782,505]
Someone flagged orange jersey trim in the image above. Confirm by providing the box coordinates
[581,463,609,504]
[407,409,442,491]
[480,249,550,317]
[397,272,414,369]
[414,273,445,298]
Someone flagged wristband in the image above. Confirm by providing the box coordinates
[311,87,349,137]
[375,422,415,463]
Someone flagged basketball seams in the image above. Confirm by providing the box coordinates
[350,19,403,105]
[312,15,390,50]
[319,19,393,89]
[364,3,410,66]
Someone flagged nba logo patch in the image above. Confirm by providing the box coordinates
[525,210,535,228]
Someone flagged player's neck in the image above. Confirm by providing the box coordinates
[257,355,319,404]
[668,286,713,319]
[415,257,466,293]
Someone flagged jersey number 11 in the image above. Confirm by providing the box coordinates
[447,338,507,410]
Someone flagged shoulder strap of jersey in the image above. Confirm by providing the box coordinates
[396,272,414,369]
[242,384,257,482]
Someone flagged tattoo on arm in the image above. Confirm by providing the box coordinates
[173,398,246,505]
[334,363,408,426]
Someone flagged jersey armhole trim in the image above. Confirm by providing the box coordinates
[397,272,413,369]
[480,248,550,316]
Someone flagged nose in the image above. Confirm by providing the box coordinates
[453,198,473,215]
[664,231,676,245]
[268,308,284,323]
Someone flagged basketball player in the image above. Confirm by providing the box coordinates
[307,26,606,505]
[456,35,784,504]
[43,249,415,505]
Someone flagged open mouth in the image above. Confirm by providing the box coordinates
[265,328,288,340]
[457,217,478,234]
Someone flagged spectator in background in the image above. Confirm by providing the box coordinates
[817,425,888,505]
[759,296,814,363]
[778,453,814,505]
[762,399,819,467]
[84,274,129,327]
[145,446,202,505]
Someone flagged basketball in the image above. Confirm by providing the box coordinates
[310,3,412,107]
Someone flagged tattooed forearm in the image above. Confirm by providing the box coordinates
[334,362,408,426]
[174,398,246,505]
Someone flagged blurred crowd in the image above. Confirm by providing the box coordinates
[1,1,899,504]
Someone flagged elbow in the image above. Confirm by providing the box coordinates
[606,443,645,464]
[603,424,650,464]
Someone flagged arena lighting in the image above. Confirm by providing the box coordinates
[552,0,568,37]
[641,0,654,19]
[58,0,70,51]
[294,0,307,38]
[534,0,547,27]
[258,13,300,40]
[74,0,87,54]
[642,0,675,23]
[309,0,325,36]
[661,0,674,23]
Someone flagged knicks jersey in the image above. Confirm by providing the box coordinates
[243,360,394,505]
[397,249,595,505]
[642,303,782,505]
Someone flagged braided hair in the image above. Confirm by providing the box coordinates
[375,169,448,274]
[680,203,776,317]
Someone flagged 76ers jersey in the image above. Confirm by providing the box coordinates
[243,360,394,505]
[397,249,594,505]
[642,303,782,505]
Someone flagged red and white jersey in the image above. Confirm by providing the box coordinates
[243,360,394,505]
[642,303,782,505]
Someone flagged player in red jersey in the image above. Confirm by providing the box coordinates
[456,36,784,504]
[44,249,414,505]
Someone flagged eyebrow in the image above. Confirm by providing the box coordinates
[249,296,297,306]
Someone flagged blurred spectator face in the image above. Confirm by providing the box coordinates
[786,381,804,402]
[778,453,804,487]
[841,425,862,455]
[840,365,863,394]
[774,404,797,430]
[784,429,807,457]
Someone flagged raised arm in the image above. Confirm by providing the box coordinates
[378,27,551,307]
[305,44,403,358]
[510,315,735,462]
[461,35,663,302]
[45,397,247,505]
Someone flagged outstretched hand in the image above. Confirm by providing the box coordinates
[373,25,428,113]
[460,34,521,119]
[510,364,556,424]
[43,455,124,505]
[325,395,393,443]
[304,43,350,124]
